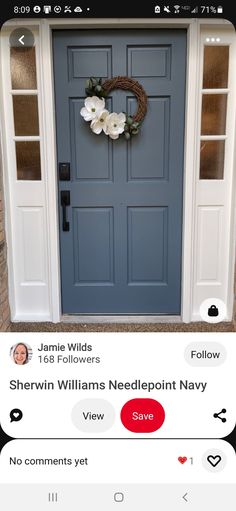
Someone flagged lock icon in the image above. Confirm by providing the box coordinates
[208,305,219,317]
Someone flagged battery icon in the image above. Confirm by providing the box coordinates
[217,5,223,13]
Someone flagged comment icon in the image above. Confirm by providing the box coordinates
[10,408,23,423]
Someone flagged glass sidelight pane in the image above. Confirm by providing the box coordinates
[13,95,39,136]
[203,46,229,89]
[201,94,227,135]
[15,141,41,180]
[200,140,225,179]
[10,47,37,90]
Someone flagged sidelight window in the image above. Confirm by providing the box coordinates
[10,46,41,180]
[200,44,229,180]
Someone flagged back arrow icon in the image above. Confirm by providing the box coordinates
[182,492,188,502]
[19,35,25,45]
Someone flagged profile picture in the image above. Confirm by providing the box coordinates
[10,343,33,365]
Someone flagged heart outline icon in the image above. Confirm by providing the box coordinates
[207,455,222,467]
[178,456,187,464]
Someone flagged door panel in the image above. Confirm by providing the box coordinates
[127,207,168,284]
[127,96,170,180]
[53,29,186,313]
[73,207,114,285]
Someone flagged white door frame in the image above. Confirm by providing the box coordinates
[1,18,235,323]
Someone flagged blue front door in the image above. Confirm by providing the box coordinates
[53,29,186,314]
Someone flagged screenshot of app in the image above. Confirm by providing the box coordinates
[0,1,235,509]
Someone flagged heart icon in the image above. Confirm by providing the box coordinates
[178,456,187,464]
[207,455,221,467]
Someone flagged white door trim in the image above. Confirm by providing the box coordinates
[1,18,235,323]
[181,20,200,321]
[39,21,61,322]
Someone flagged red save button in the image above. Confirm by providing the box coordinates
[121,398,165,433]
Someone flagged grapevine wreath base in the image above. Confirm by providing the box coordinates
[80,76,148,140]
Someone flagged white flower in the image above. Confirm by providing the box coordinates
[80,96,105,122]
[104,112,126,140]
[90,109,109,134]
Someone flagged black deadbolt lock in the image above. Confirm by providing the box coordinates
[59,162,70,181]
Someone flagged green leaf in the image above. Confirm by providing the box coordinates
[95,85,102,92]
[124,132,131,140]
[127,116,133,125]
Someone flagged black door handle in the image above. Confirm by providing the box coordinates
[61,191,70,231]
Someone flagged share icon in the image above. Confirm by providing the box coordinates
[213,408,227,423]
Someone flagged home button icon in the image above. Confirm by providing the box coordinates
[114,492,124,503]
